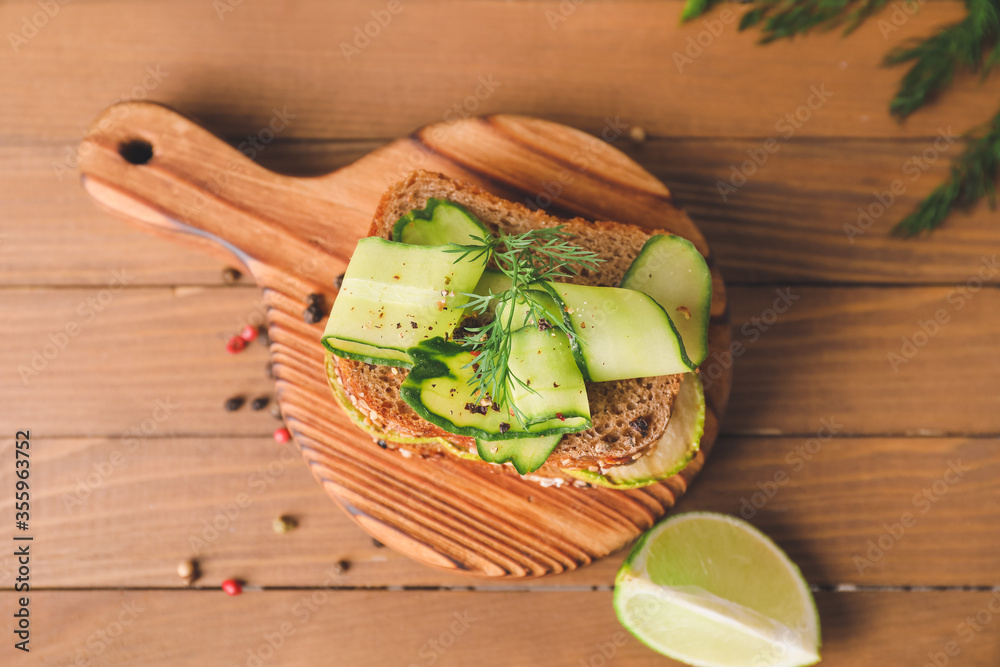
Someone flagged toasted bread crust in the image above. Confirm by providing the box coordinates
[335,170,683,470]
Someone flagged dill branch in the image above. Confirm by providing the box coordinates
[447,227,603,425]
[893,107,1000,236]
[681,0,1000,234]
[885,0,1000,119]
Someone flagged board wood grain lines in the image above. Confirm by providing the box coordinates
[75,101,731,577]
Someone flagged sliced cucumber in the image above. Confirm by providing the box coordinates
[506,325,590,428]
[399,335,590,440]
[323,338,412,367]
[564,372,705,489]
[322,237,486,367]
[476,434,563,475]
[324,353,447,446]
[621,235,712,367]
[392,198,490,246]
[547,282,695,381]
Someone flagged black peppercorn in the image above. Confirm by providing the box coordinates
[222,267,242,284]
[251,397,270,411]
[224,396,245,412]
[335,273,345,290]
[303,303,325,324]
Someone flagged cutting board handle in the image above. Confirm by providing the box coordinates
[77,101,358,297]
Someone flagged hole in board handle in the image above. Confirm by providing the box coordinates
[119,139,154,165]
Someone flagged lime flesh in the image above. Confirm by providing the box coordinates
[614,512,821,667]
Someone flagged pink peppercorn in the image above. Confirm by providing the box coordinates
[225,336,246,354]
[273,427,291,444]
[239,325,258,342]
[221,579,242,596]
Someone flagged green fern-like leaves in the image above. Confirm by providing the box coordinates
[681,0,1000,234]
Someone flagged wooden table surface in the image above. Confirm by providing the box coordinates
[3,1,999,665]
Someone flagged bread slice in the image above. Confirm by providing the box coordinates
[333,170,683,471]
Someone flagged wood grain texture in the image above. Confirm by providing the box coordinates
[1,1,995,142]
[6,590,1000,667]
[5,136,998,288]
[3,436,997,589]
[3,286,997,439]
[74,103,731,577]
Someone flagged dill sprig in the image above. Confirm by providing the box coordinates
[885,0,1000,119]
[681,0,1000,234]
[447,227,603,425]
[893,107,1000,236]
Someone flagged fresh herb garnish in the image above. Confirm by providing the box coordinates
[682,0,1000,235]
[446,226,603,424]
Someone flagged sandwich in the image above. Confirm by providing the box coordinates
[321,170,711,489]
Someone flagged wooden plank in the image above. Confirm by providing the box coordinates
[0,286,279,438]
[0,142,377,286]
[5,589,999,666]
[4,137,1000,288]
[1,1,994,143]
[3,286,998,438]
[626,138,1000,284]
[3,436,996,589]
[724,285,1000,436]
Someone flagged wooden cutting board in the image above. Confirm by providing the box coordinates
[78,102,731,578]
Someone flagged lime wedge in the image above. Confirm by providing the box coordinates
[614,512,820,667]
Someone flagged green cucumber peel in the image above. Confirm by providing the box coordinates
[620,234,711,368]
[399,337,591,441]
[475,434,564,475]
[392,198,491,246]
